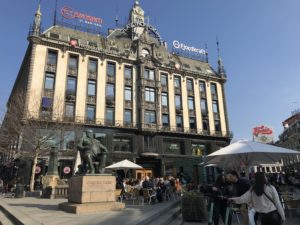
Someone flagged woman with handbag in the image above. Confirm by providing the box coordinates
[229,172,285,225]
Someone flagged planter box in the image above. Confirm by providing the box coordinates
[181,192,208,221]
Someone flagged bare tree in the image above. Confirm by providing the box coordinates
[0,91,81,191]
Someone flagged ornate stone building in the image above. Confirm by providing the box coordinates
[277,111,300,171]
[1,2,231,182]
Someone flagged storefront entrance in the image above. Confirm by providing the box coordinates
[136,158,161,178]
[135,169,153,180]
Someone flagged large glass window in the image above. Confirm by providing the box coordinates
[175,95,181,109]
[162,114,169,126]
[162,92,168,106]
[187,79,193,91]
[203,119,209,131]
[199,81,206,93]
[174,76,181,89]
[145,87,155,102]
[161,73,168,86]
[45,73,55,90]
[188,97,194,110]
[62,131,75,150]
[106,84,115,99]
[125,66,132,80]
[124,110,132,124]
[88,59,97,73]
[68,55,78,69]
[65,102,75,117]
[211,83,217,96]
[176,115,183,128]
[41,97,53,112]
[86,105,95,121]
[215,120,221,132]
[107,62,116,77]
[145,111,156,123]
[66,77,76,95]
[201,99,208,115]
[125,86,132,101]
[88,80,96,96]
[113,136,132,152]
[106,108,114,123]
[47,51,57,65]
[212,100,219,114]
[190,117,196,129]
[144,68,155,80]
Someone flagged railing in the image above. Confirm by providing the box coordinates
[187,90,194,96]
[107,76,115,83]
[161,86,168,92]
[87,96,96,104]
[33,113,233,138]
[88,72,97,80]
[46,64,56,73]
[67,68,78,76]
[124,79,132,86]
[44,89,54,98]
[54,185,68,199]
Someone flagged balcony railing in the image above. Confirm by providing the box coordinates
[106,76,115,83]
[44,89,54,98]
[124,78,132,86]
[88,71,97,80]
[161,86,168,92]
[187,90,194,96]
[46,64,56,73]
[175,88,181,95]
[124,101,132,108]
[67,67,78,76]
[145,102,156,110]
[144,79,156,87]
[87,96,96,104]
[189,110,195,117]
[162,106,169,113]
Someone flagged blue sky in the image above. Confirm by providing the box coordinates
[1,0,300,141]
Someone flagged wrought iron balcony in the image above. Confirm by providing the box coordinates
[67,67,78,76]
[88,71,97,80]
[46,64,56,73]
[87,96,96,104]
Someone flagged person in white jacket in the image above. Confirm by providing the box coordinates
[230,172,285,225]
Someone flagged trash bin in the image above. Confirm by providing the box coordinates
[14,183,25,198]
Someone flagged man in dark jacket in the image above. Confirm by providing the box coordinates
[227,171,251,225]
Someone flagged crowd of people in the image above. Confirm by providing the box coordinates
[116,175,183,203]
[203,170,294,225]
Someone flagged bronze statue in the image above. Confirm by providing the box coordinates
[77,130,108,174]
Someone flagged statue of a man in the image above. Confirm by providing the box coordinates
[77,130,108,174]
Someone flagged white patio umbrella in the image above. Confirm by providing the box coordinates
[105,159,143,177]
[205,140,299,168]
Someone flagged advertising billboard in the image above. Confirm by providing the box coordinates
[252,125,274,143]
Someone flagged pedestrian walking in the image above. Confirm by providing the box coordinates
[211,174,232,225]
[226,170,251,225]
[229,172,285,225]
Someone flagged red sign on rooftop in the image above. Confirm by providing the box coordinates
[252,125,273,136]
[61,6,103,26]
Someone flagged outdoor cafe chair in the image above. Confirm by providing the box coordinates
[142,188,156,205]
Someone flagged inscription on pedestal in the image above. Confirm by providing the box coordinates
[68,175,115,203]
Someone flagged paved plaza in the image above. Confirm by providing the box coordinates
[0,195,299,225]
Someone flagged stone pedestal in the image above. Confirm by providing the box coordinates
[59,175,125,214]
[41,175,59,198]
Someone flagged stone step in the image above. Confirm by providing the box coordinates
[146,205,181,225]
[0,209,14,225]
[135,199,181,225]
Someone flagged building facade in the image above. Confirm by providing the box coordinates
[277,111,300,172]
[1,2,231,182]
